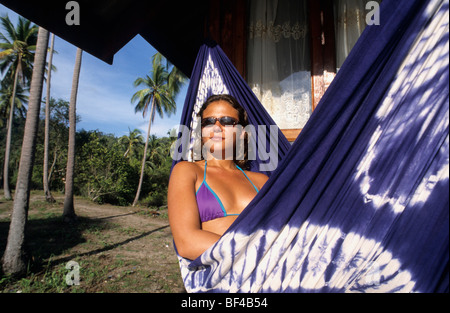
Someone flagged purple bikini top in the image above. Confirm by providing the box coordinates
[196,161,259,223]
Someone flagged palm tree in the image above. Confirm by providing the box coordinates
[1,27,49,276]
[43,33,55,203]
[0,77,28,126]
[119,127,144,160]
[154,52,187,100]
[131,55,176,206]
[0,15,38,200]
[63,47,83,222]
[146,134,166,170]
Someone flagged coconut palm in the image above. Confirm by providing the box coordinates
[0,15,38,200]
[131,56,176,206]
[154,52,187,100]
[0,77,28,125]
[43,33,55,203]
[1,27,49,276]
[146,134,166,170]
[63,47,83,222]
[119,127,144,160]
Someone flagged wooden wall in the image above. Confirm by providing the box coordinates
[204,0,248,79]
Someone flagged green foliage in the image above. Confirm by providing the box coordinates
[142,157,173,207]
[76,132,137,206]
[71,130,173,206]
[1,96,175,207]
[0,14,38,85]
[31,98,71,191]
[0,16,182,206]
[0,115,25,188]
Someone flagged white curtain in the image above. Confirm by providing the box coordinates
[334,0,373,69]
[247,0,311,130]
[247,0,374,128]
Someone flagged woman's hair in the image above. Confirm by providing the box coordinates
[198,94,250,170]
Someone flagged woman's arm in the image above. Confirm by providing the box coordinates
[168,161,221,260]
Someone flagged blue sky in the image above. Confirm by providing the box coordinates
[1,4,188,138]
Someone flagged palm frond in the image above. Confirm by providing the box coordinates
[25,44,36,52]
[0,48,13,59]
[168,67,188,96]
[132,52,186,126]
[0,15,37,85]
[0,31,11,44]
[152,52,164,69]
[131,88,151,104]
[133,76,148,87]
[0,15,16,42]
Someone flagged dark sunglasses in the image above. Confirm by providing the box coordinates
[201,116,239,127]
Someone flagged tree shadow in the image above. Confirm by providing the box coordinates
[0,215,104,275]
[52,224,170,267]
[0,213,171,278]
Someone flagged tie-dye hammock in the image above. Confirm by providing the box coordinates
[171,0,449,293]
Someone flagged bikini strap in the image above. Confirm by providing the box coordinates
[236,165,259,192]
[204,161,259,192]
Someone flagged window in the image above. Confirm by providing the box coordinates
[247,0,312,134]
[334,0,374,69]
[246,0,373,141]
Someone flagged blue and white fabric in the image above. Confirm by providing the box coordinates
[172,0,449,293]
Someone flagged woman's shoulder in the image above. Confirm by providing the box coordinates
[171,160,204,176]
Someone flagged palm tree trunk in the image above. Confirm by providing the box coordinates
[1,27,49,276]
[43,33,55,203]
[2,54,21,200]
[48,148,58,183]
[132,97,155,207]
[63,47,82,222]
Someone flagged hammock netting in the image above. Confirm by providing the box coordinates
[171,0,449,293]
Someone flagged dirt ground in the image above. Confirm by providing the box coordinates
[0,192,186,293]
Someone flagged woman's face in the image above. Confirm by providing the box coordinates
[201,100,241,159]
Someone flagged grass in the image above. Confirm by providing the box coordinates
[0,191,185,293]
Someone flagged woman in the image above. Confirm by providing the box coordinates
[168,94,269,261]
